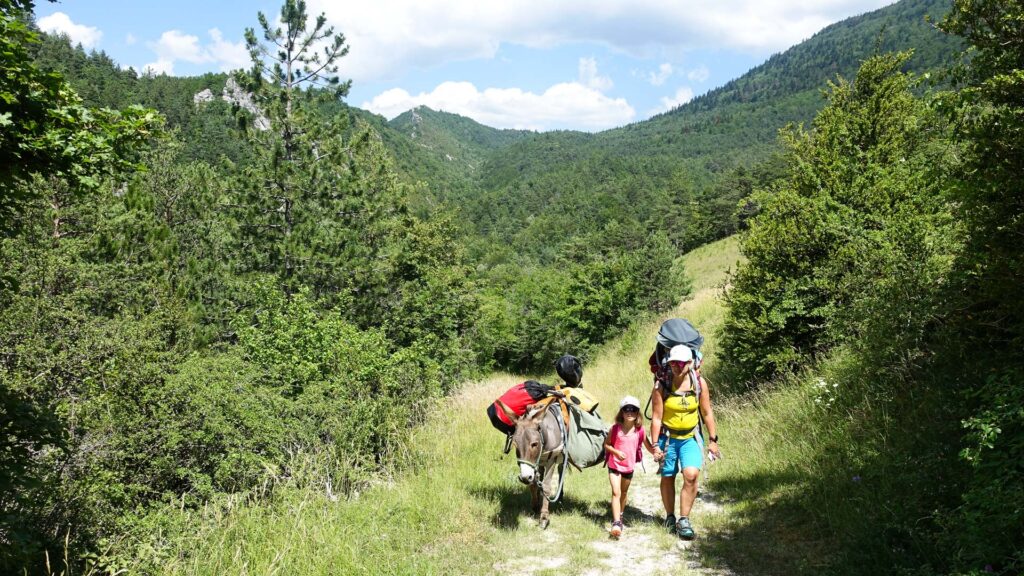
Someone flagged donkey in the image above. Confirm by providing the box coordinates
[499,400,566,529]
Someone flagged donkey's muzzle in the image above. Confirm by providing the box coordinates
[518,463,535,484]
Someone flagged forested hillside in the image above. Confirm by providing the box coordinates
[457,0,960,258]
[32,0,961,262]
[3,0,1021,574]
[712,4,1023,571]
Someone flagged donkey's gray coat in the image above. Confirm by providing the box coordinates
[505,402,565,529]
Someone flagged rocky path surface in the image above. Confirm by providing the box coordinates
[493,450,734,576]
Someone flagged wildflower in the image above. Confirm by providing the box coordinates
[852,475,862,483]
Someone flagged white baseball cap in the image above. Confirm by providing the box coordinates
[667,345,693,363]
[620,395,641,409]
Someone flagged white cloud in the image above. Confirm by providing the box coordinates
[150,30,211,64]
[362,80,635,132]
[142,59,175,76]
[125,33,137,46]
[687,65,710,82]
[309,0,895,83]
[648,63,673,86]
[653,87,695,115]
[578,57,613,92]
[142,29,249,76]
[208,28,250,72]
[36,12,102,48]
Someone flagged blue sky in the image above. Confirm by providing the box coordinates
[35,0,897,132]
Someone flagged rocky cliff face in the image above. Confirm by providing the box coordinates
[194,77,270,131]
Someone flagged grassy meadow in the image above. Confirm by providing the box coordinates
[99,234,889,575]
[109,236,739,575]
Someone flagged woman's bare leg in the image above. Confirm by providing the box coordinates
[679,466,700,517]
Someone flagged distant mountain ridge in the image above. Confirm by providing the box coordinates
[390,106,532,158]
[33,0,961,258]
[402,0,961,256]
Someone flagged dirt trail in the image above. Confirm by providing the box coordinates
[493,449,734,576]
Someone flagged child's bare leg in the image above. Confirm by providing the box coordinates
[609,472,623,521]
[620,476,632,518]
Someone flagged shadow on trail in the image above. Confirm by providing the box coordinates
[698,469,834,576]
[621,503,659,527]
[697,412,962,576]
[469,482,604,531]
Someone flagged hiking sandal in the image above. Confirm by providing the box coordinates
[676,516,695,540]
[610,520,623,539]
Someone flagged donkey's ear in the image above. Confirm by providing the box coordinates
[526,403,546,420]
[496,399,518,424]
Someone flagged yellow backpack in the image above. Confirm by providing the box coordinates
[562,387,600,413]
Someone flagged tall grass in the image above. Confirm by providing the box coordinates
[97,236,739,575]
[126,234,950,576]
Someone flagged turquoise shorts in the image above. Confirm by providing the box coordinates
[657,435,702,477]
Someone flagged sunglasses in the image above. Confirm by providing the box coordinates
[669,360,691,367]
[622,406,639,414]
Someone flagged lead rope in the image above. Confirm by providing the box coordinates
[545,402,570,503]
[503,432,513,455]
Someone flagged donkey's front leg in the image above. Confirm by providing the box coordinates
[530,482,541,515]
[538,466,554,529]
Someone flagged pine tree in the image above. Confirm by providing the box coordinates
[233,0,357,295]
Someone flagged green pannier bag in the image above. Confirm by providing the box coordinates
[565,403,608,469]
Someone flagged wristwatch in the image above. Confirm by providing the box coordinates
[709,435,719,443]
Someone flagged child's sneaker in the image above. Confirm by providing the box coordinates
[610,520,624,539]
[663,513,676,533]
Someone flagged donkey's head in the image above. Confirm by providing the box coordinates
[501,401,546,485]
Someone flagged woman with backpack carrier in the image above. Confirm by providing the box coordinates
[650,344,721,540]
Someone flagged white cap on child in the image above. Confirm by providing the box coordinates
[620,395,641,409]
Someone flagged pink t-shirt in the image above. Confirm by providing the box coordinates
[606,423,646,473]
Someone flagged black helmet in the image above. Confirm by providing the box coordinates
[555,355,582,387]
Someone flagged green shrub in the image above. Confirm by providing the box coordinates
[949,369,1024,573]
[936,5,1024,571]
[474,228,688,371]
[233,279,443,485]
[720,52,953,386]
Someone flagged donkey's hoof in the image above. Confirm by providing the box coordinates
[539,517,550,530]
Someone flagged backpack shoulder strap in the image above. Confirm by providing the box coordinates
[660,380,685,398]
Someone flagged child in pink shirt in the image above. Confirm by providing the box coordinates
[605,395,657,539]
